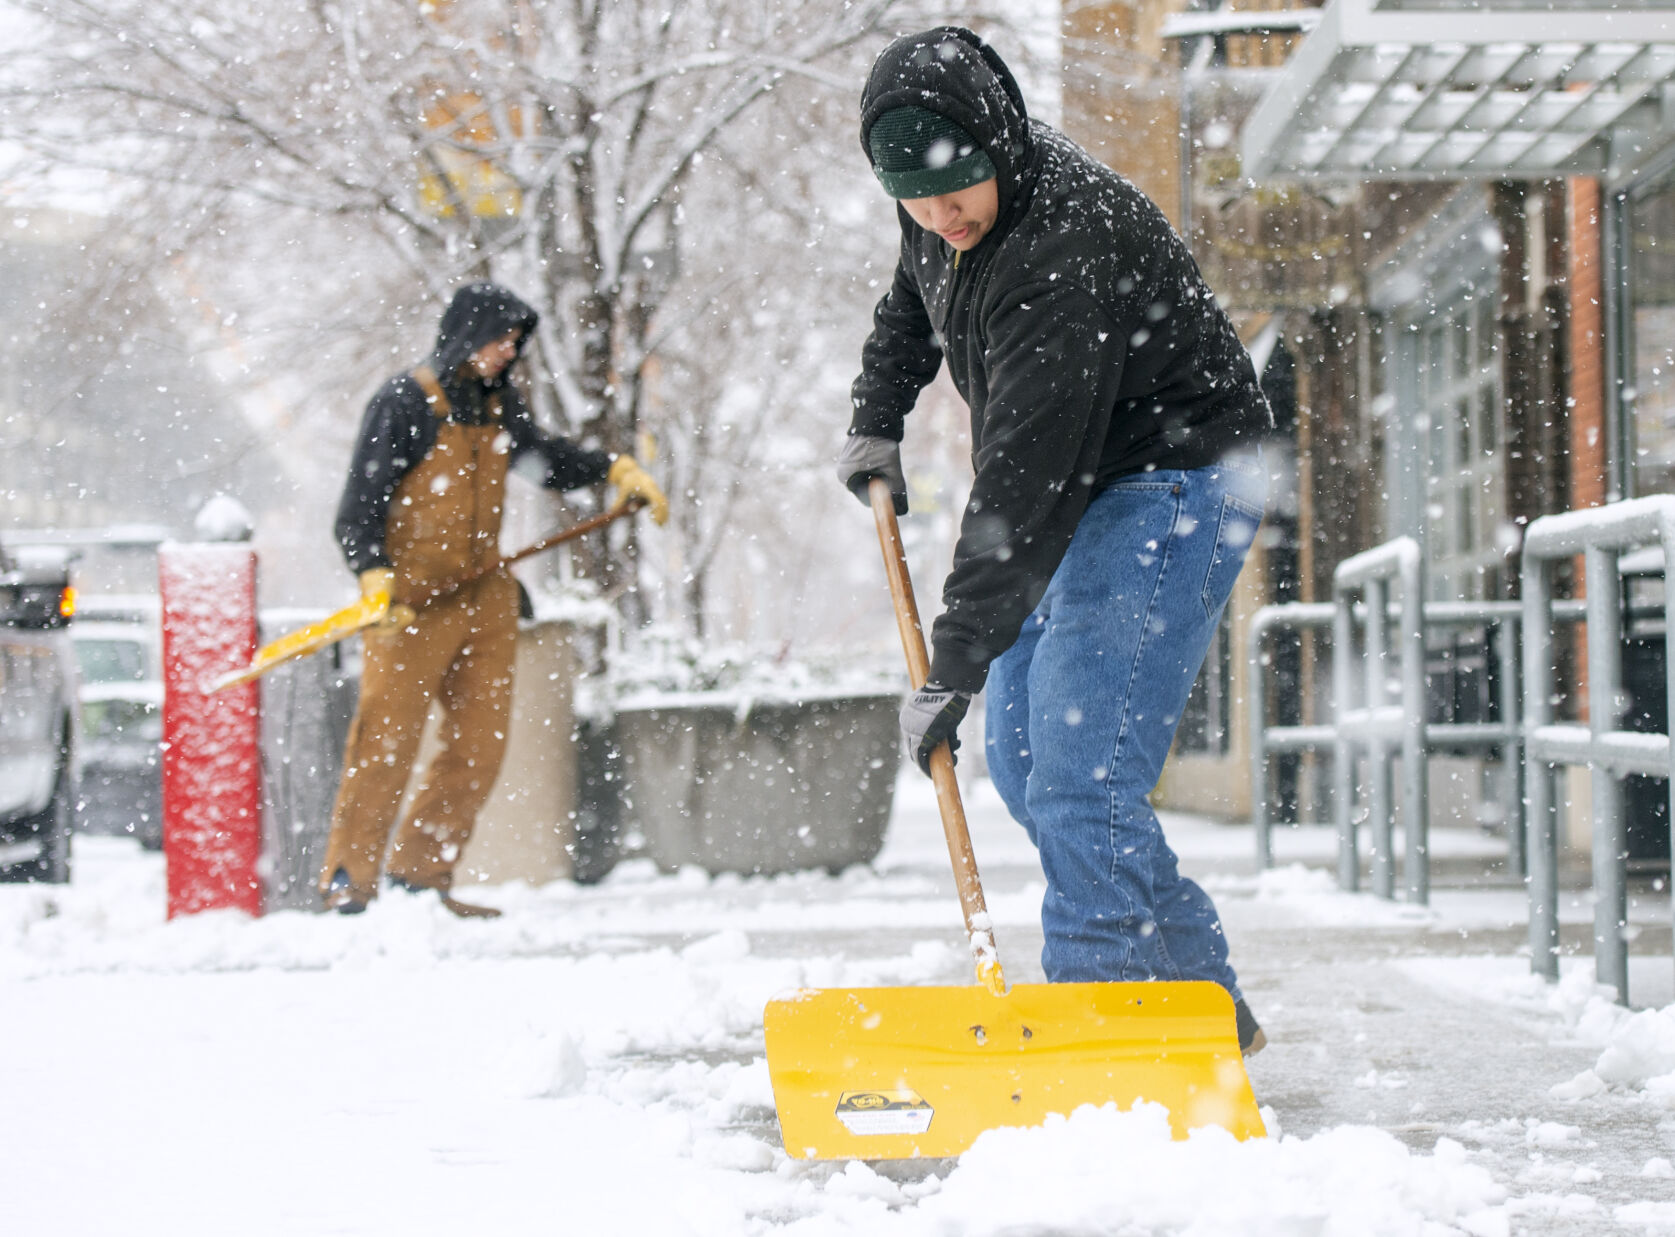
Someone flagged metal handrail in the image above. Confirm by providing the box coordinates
[1251,573,1565,892]
[1522,495,1675,1006]
[1333,538,1429,902]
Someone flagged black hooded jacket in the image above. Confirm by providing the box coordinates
[850,28,1272,693]
[335,283,611,574]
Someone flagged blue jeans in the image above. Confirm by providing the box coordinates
[985,455,1265,996]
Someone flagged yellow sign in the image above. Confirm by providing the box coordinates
[418,92,525,220]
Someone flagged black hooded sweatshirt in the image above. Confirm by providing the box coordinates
[335,283,611,575]
[850,28,1272,693]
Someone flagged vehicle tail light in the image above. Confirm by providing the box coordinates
[59,585,77,620]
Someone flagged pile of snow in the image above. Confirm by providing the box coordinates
[1391,953,1675,1111]
[190,492,254,542]
[805,1105,1509,1237]
[1539,968,1675,1106]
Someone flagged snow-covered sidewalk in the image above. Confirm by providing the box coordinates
[4,774,1674,1235]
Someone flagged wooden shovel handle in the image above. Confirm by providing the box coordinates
[403,499,644,608]
[869,479,1005,994]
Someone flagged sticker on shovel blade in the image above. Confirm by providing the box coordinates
[835,1090,934,1136]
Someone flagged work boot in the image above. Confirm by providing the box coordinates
[323,867,369,915]
[1234,998,1266,1057]
[386,873,503,920]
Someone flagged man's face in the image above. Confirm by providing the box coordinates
[469,329,522,379]
[899,179,999,252]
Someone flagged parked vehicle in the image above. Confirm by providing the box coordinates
[0,541,78,883]
[72,601,163,849]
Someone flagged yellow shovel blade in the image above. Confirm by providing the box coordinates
[207,596,385,692]
[764,979,1263,1160]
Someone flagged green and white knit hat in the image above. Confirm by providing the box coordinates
[867,106,996,199]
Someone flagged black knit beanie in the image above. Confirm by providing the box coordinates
[867,106,996,199]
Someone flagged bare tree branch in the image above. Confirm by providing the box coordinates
[2,0,935,636]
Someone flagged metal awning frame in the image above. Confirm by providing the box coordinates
[1241,0,1675,183]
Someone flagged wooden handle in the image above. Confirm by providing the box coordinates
[404,499,644,607]
[869,479,1005,994]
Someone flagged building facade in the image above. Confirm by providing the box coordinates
[1062,0,1675,835]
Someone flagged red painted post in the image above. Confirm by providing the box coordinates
[158,543,262,918]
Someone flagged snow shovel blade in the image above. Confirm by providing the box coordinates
[207,596,386,692]
[764,978,1263,1160]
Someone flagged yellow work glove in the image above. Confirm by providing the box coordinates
[608,454,669,526]
[358,567,417,631]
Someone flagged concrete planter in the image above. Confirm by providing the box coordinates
[570,717,625,885]
[611,691,901,876]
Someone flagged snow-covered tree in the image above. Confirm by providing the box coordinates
[0,0,981,636]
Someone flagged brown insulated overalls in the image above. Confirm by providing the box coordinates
[318,366,519,903]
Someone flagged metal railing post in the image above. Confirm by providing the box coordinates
[1586,545,1630,999]
[1248,602,1338,871]
[1333,589,1358,891]
[1497,616,1528,878]
[1365,575,1396,899]
[1521,548,1562,980]
[1399,545,1429,905]
[1249,608,1274,871]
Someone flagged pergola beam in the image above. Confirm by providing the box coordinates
[1241,0,1675,181]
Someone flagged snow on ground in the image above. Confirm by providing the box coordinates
[4,774,1675,1235]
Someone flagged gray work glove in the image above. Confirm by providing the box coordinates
[836,432,908,516]
[900,683,971,776]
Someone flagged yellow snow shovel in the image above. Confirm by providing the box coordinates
[208,500,643,692]
[762,479,1265,1160]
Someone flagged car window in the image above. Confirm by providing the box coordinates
[82,696,163,742]
[76,638,148,684]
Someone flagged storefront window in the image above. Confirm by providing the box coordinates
[1408,287,1503,602]
[1629,166,1675,498]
